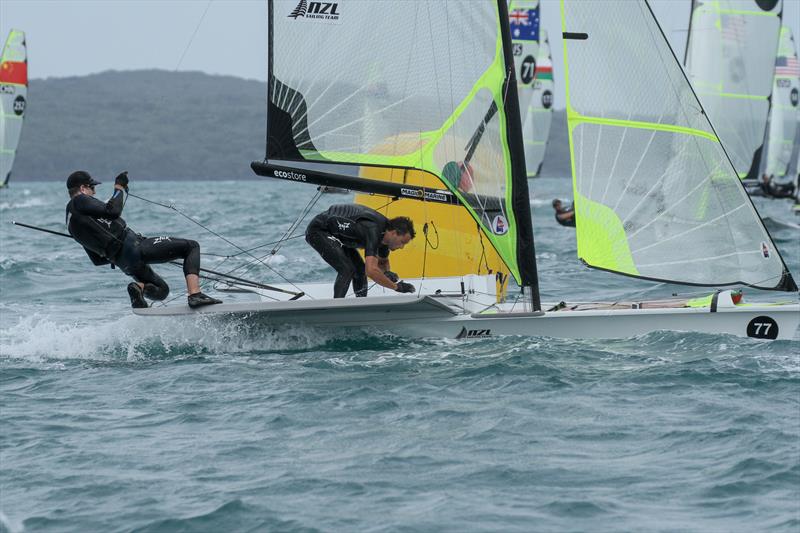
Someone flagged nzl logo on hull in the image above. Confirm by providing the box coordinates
[456,327,492,339]
[288,0,341,21]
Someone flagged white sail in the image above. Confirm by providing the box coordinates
[766,26,800,178]
[561,0,795,291]
[0,29,27,188]
[684,0,782,181]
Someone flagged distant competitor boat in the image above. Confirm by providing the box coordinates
[509,1,553,178]
[766,26,800,180]
[136,0,799,340]
[684,0,782,183]
[0,29,27,189]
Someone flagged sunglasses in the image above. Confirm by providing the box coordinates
[84,184,96,191]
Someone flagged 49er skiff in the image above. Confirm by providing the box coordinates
[135,0,799,340]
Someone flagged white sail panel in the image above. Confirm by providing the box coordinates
[766,26,800,177]
[562,0,795,291]
[528,30,553,177]
[0,29,27,187]
[684,0,782,180]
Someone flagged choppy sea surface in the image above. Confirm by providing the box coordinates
[1,179,798,532]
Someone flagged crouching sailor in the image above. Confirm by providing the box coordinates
[65,170,222,309]
[306,204,417,298]
[552,199,576,227]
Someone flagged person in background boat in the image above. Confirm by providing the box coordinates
[552,199,575,227]
[306,204,416,298]
[65,170,222,309]
[755,173,796,199]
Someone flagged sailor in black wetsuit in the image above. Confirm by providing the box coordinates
[305,204,416,298]
[552,199,576,227]
[65,170,221,309]
[759,174,796,199]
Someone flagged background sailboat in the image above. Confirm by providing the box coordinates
[527,29,554,178]
[765,25,800,179]
[684,0,782,182]
[508,1,553,178]
[0,29,27,189]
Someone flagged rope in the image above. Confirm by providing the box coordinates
[126,191,307,295]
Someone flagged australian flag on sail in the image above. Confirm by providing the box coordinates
[509,7,540,42]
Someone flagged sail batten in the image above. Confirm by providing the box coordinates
[561,0,796,292]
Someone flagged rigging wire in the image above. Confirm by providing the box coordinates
[125,191,307,295]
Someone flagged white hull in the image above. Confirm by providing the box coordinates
[135,277,800,341]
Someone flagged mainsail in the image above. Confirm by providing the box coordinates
[684,0,782,181]
[255,0,539,303]
[0,29,27,188]
[526,30,553,177]
[561,0,796,291]
[766,26,800,178]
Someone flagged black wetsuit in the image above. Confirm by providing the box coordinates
[305,204,390,298]
[66,191,201,301]
[554,205,576,227]
[763,179,796,199]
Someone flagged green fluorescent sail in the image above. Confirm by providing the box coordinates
[684,0,782,181]
[561,0,796,291]
[766,26,800,178]
[267,1,526,282]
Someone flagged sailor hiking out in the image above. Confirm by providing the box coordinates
[64,170,222,309]
[552,198,576,227]
[305,204,416,298]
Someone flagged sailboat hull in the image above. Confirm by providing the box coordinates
[133,293,799,341]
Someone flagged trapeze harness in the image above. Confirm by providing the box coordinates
[305,204,390,298]
[66,191,201,301]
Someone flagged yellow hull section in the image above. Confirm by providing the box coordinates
[355,164,510,299]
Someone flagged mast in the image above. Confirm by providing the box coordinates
[498,0,541,311]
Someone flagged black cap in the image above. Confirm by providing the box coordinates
[66,171,101,190]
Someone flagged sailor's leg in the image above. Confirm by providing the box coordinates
[129,264,170,301]
[137,236,201,294]
[344,247,367,297]
[306,230,353,298]
[137,237,200,275]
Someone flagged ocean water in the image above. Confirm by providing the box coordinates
[1,179,798,532]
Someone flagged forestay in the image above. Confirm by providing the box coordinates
[561,0,796,291]
[766,26,800,178]
[264,0,536,288]
[684,0,782,181]
[0,29,27,188]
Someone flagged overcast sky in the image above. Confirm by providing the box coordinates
[1,0,799,110]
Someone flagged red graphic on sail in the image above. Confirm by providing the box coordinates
[0,61,27,86]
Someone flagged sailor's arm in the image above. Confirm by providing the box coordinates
[72,187,126,218]
[377,256,390,272]
[84,248,111,266]
[365,255,398,290]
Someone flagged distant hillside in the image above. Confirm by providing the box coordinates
[12,70,570,181]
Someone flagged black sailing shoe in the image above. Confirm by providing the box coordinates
[187,292,222,309]
[127,283,149,309]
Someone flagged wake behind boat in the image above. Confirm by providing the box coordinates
[135,0,799,341]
